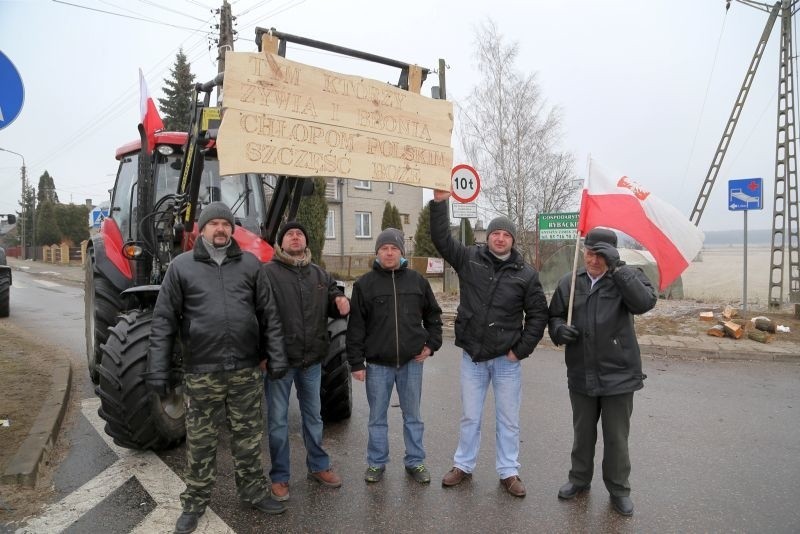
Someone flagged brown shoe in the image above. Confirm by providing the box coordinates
[308,468,342,488]
[270,481,289,502]
[442,467,471,487]
[501,475,526,497]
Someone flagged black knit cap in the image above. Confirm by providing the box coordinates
[277,221,308,247]
[375,228,405,256]
[197,202,234,231]
[584,227,618,248]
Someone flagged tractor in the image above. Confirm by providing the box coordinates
[84,75,350,450]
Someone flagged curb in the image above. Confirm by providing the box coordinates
[1,359,72,488]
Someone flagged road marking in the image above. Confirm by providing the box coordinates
[17,398,233,534]
[34,280,61,288]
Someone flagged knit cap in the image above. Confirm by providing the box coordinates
[375,228,405,256]
[487,216,516,242]
[198,202,234,231]
[277,221,309,247]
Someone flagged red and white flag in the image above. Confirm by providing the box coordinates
[578,161,704,290]
[138,68,164,153]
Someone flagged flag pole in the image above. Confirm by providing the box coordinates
[567,155,591,325]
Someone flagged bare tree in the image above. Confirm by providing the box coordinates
[459,20,580,262]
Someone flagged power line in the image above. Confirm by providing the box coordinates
[135,0,210,23]
[51,0,211,32]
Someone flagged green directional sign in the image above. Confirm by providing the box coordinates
[538,212,579,240]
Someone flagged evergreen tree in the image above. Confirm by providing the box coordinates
[17,181,35,248]
[35,200,61,246]
[390,204,403,230]
[158,49,196,131]
[296,177,328,265]
[37,171,59,204]
[381,202,394,230]
[456,218,475,245]
[56,203,90,245]
[412,204,439,257]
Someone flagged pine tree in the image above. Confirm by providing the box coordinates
[159,49,196,132]
[18,181,35,248]
[390,204,403,230]
[55,204,90,245]
[296,177,328,265]
[35,200,61,246]
[37,171,59,204]
[381,202,394,230]
[456,218,475,245]
[413,204,439,257]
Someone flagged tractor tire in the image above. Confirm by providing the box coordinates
[0,271,10,318]
[97,309,185,450]
[321,317,351,423]
[85,250,124,384]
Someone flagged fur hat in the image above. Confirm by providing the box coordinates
[584,227,618,248]
[277,221,308,247]
[198,202,234,231]
[375,228,405,256]
[487,216,516,242]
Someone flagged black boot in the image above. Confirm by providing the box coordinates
[174,511,202,534]
[610,495,634,516]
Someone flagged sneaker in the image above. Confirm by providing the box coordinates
[364,465,385,483]
[307,468,342,488]
[501,475,527,497]
[271,481,289,502]
[249,497,287,515]
[405,464,432,484]
[442,467,471,487]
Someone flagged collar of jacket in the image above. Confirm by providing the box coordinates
[372,257,408,273]
[192,236,243,262]
[273,244,312,267]
[479,245,524,269]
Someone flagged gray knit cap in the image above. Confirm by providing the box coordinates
[487,216,516,243]
[375,228,405,256]
[197,202,235,231]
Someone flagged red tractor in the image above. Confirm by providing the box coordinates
[84,76,350,450]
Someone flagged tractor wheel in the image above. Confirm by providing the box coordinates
[97,309,185,450]
[0,271,10,318]
[85,250,124,384]
[321,317,351,423]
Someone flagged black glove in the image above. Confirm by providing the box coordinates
[146,379,169,397]
[589,242,621,271]
[269,367,288,380]
[555,324,580,345]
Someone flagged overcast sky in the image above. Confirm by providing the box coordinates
[0,0,788,231]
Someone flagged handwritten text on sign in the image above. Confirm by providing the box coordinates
[217,51,454,189]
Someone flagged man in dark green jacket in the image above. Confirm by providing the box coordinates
[347,228,442,485]
[430,190,548,498]
[548,227,657,517]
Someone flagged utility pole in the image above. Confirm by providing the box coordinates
[216,0,235,105]
[0,147,27,258]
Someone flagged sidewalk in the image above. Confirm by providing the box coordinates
[2,257,797,489]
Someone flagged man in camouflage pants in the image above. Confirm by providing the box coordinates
[148,202,288,534]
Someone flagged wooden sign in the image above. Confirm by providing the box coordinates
[217,51,454,189]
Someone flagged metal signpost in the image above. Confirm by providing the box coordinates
[728,177,763,315]
[445,165,481,293]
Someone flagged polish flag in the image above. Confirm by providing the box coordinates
[138,68,164,153]
[578,162,704,290]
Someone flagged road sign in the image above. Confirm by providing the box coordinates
[452,202,477,219]
[90,208,109,228]
[451,164,480,203]
[728,178,763,211]
[0,52,25,130]
[538,212,579,240]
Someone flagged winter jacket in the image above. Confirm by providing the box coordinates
[347,260,442,371]
[149,237,286,375]
[548,265,657,396]
[429,200,548,361]
[262,246,345,369]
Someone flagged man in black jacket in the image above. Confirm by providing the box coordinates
[548,227,657,517]
[430,190,548,498]
[148,202,287,534]
[347,228,442,485]
[263,221,350,502]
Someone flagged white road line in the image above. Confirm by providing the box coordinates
[33,280,61,288]
[17,398,233,534]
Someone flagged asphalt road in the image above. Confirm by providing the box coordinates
[4,271,800,533]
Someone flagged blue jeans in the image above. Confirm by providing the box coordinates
[364,360,425,468]
[453,351,522,479]
[265,363,330,482]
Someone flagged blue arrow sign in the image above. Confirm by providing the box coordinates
[0,51,25,130]
[728,178,763,211]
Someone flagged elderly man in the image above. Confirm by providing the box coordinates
[430,191,549,497]
[148,202,287,534]
[548,227,657,517]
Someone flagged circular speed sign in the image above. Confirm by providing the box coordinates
[451,164,481,203]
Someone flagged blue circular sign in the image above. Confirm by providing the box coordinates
[0,51,25,130]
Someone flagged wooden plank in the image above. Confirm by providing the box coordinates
[260,33,279,55]
[217,51,453,188]
[408,65,423,94]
